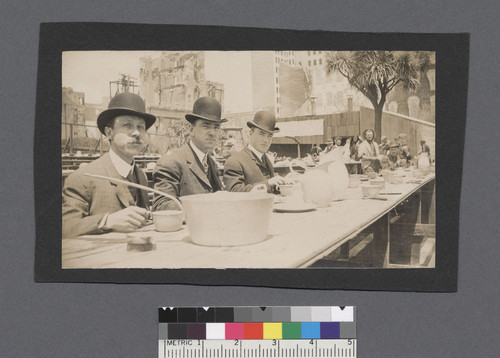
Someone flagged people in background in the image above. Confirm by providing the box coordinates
[153,97,225,211]
[310,144,322,159]
[380,141,405,170]
[379,135,389,155]
[333,136,343,148]
[358,129,381,173]
[223,111,286,193]
[322,138,334,154]
[62,92,156,238]
[419,139,431,158]
[397,133,412,164]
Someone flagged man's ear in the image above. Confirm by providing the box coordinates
[104,126,113,139]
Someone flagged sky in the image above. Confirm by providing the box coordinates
[62,51,253,113]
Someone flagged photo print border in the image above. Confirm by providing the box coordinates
[34,23,468,291]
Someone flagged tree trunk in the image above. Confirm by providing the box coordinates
[374,103,383,141]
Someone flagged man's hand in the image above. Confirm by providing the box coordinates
[268,175,286,187]
[250,184,268,193]
[104,206,150,232]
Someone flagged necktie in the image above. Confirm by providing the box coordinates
[202,154,209,176]
[126,169,138,203]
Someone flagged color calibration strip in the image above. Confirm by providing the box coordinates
[159,306,355,340]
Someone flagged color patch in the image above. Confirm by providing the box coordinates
[206,323,225,339]
[271,307,291,322]
[158,323,168,340]
[244,323,263,339]
[340,322,357,339]
[168,323,187,339]
[234,307,253,322]
[251,307,273,322]
[263,323,282,339]
[197,307,215,322]
[331,306,354,322]
[301,322,320,339]
[291,307,311,322]
[178,308,197,322]
[282,322,301,339]
[225,323,244,339]
[159,308,177,322]
[215,307,234,322]
[187,323,206,339]
[311,306,332,321]
[320,322,340,338]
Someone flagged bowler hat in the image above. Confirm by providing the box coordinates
[97,92,156,135]
[247,111,280,134]
[185,97,227,124]
[387,141,400,149]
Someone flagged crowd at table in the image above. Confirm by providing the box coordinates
[62,93,433,240]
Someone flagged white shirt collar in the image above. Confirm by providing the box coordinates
[248,144,265,160]
[109,148,135,178]
[190,140,208,163]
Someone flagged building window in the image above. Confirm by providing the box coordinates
[308,51,311,56]
[313,51,316,55]
[276,87,279,94]
[277,107,279,113]
[314,60,317,66]
[319,59,322,65]
[308,60,311,66]
[318,51,322,54]
[276,77,279,84]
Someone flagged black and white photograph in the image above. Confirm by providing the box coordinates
[61,50,436,269]
[33,23,467,289]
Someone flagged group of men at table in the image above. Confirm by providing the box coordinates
[62,93,288,238]
[62,93,431,239]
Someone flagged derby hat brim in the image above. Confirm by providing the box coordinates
[97,108,156,135]
[247,120,280,134]
[185,113,228,124]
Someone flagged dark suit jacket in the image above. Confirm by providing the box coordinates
[223,146,275,192]
[153,144,223,211]
[62,153,150,239]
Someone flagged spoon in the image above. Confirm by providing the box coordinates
[84,173,184,212]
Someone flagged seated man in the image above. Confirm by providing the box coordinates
[398,133,412,164]
[153,97,225,211]
[380,142,405,170]
[358,128,382,173]
[62,93,156,238]
[223,111,286,193]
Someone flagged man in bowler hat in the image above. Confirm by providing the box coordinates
[62,92,156,238]
[223,110,286,193]
[153,97,225,210]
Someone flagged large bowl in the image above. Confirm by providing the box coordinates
[361,184,383,198]
[180,192,274,247]
[152,210,184,232]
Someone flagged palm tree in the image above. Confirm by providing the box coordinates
[325,51,431,139]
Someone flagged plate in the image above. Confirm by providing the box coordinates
[273,203,316,213]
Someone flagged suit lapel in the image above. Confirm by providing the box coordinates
[245,147,272,174]
[102,153,134,208]
[185,145,212,188]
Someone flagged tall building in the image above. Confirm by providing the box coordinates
[139,52,224,113]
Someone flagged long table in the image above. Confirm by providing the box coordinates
[62,174,435,269]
